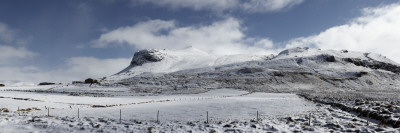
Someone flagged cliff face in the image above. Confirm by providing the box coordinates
[130,49,166,66]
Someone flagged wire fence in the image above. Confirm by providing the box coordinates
[4,105,313,124]
[1,93,315,124]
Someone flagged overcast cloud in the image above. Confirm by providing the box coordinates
[0,21,129,85]
[96,18,277,55]
[133,0,304,13]
[0,22,15,43]
[286,3,400,63]
[0,45,36,64]
[1,1,399,85]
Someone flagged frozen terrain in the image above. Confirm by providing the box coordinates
[0,88,314,120]
[107,47,268,81]
[1,88,319,132]
[2,87,399,132]
[100,47,400,95]
[2,47,400,132]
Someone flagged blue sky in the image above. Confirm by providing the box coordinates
[0,0,399,85]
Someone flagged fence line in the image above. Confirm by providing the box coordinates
[3,107,315,126]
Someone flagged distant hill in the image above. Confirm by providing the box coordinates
[102,47,400,94]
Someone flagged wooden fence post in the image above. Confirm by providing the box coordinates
[48,107,50,117]
[207,111,209,124]
[257,111,259,123]
[157,110,159,122]
[308,113,311,126]
[367,113,369,126]
[120,109,122,123]
[78,108,80,118]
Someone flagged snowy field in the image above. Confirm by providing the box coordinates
[1,86,399,132]
[0,86,319,132]
[0,88,315,121]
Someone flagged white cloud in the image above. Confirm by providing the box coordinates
[52,57,131,80]
[0,22,16,43]
[0,45,37,65]
[133,0,303,13]
[286,3,400,63]
[0,56,131,85]
[0,21,130,85]
[5,2,400,86]
[254,38,274,49]
[96,18,276,55]
[242,0,304,12]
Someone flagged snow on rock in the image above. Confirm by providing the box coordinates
[130,49,166,66]
[103,47,400,93]
[278,47,310,56]
[274,47,395,64]
[107,47,267,81]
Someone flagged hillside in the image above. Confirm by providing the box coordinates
[106,47,269,81]
[2,47,400,132]
[103,47,400,94]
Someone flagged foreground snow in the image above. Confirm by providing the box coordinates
[0,88,317,132]
[0,89,314,121]
[1,103,397,132]
[1,87,400,132]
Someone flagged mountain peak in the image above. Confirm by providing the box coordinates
[130,49,167,66]
[278,47,310,56]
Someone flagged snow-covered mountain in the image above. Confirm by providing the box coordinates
[107,47,270,81]
[104,47,400,94]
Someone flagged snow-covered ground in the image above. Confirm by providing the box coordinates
[0,91,397,132]
[0,87,319,132]
[1,86,400,132]
[0,88,315,121]
[2,47,400,132]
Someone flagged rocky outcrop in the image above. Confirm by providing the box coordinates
[278,47,309,56]
[237,67,264,74]
[130,49,166,66]
[85,78,98,84]
[320,54,336,62]
[38,82,55,86]
[343,58,400,74]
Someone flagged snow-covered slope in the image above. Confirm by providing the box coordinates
[107,47,268,81]
[104,47,400,93]
[275,47,398,65]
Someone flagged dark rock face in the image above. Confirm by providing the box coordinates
[343,58,400,74]
[0,84,4,87]
[72,81,84,84]
[315,54,336,62]
[130,49,166,66]
[295,58,303,64]
[38,82,55,85]
[355,71,368,77]
[85,78,98,84]
[237,67,264,74]
[324,55,336,62]
[343,58,365,66]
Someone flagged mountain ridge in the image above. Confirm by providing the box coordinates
[103,47,400,94]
